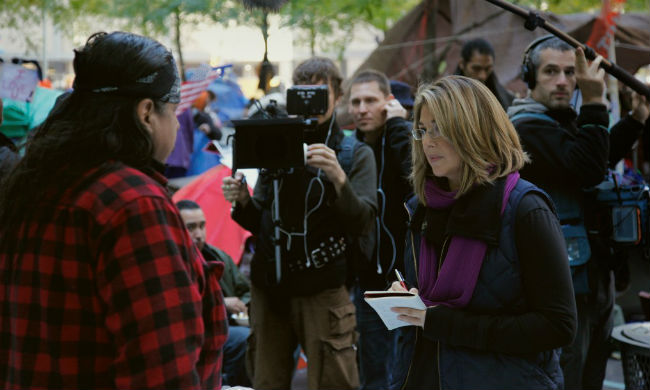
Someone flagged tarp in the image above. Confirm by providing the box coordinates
[356,0,650,96]
[207,78,248,124]
[0,86,64,139]
[172,164,252,264]
[187,129,223,176]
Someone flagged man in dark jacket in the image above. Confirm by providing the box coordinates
[222,57,377,390]
[507,36,646,390]
[176,200,251,387]
[347,69,412,390]
[455,38,514,110]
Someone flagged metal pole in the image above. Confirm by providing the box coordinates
[273,178,282,284]
[41,1,48,80]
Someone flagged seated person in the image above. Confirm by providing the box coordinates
[238,236,255,282]
[177,199,251,387]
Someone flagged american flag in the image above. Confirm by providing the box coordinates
[175,65,229,115]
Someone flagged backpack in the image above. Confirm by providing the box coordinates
[510,111,591,294]
[337,134,376,281]
[337,134,363,176]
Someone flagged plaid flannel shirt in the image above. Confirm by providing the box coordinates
[0,162,227,389]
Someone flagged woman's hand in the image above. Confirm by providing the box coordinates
[391,306,426,328]
[389,281,418,294]
[389,281,425,328]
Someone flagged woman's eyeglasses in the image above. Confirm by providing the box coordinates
[411,122,443,141]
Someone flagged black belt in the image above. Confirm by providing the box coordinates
[286,236,347,272]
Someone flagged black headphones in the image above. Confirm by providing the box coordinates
[521,34,555,90]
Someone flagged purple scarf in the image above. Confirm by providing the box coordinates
[418,172,520,307]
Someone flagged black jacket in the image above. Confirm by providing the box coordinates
[355,116,412,289]
[508,100,613,295]
[610,115,647,168]
[0,133,18,183]
[509,103,610,194]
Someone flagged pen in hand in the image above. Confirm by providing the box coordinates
[395,269,408,291]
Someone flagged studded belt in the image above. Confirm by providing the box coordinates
[287,236,347,272]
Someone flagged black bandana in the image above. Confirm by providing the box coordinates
[72,54,181,104]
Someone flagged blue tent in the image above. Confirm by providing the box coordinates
[207,78,248,125]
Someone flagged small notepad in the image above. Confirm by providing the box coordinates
[363,291,426,330]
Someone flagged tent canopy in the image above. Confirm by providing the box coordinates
[356,0,650,95]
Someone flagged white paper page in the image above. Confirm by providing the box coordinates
[363,291,427,330]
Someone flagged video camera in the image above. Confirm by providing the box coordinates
[231,84,328,170]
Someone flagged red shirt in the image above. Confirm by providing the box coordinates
[0,162,227,389]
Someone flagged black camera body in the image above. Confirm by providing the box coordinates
[232,84,328,170]
[286,85,328,116]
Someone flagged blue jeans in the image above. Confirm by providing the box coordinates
[222,325,251,387]
[354,284,396,390]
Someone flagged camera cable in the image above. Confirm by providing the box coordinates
[302,111,336,267]
[270,111,336,269]
[375,128,397,275]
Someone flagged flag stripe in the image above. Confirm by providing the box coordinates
[175,67,226,115]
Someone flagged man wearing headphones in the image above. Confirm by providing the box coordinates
[347,69,412,390]
[507,36,644,390]
[222,57,377,389]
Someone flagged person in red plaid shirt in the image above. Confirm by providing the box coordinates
[0,31,228,389]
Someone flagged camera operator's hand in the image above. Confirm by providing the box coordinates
[222,171,250,207]
[575,47,606,105]
[384,98,408,120]
[306,143,346,195]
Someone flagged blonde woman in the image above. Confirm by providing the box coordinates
[390,76,576,389]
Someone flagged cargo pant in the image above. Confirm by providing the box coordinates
[247,284,359,390]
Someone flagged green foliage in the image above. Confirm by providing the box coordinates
[81,0,246,79]
[0,0,103,56]
[96,0,241,34]
[0,0,100,32]
[276,0,418,57]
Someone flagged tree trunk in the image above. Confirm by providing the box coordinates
[174,7,186,82]
[262,11,269,59]
[310,26,316,56]
[41,0,48,80]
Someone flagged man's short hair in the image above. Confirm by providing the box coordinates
[349,69,391,96]
[529,37,573,73]
[176,199,201,211]
[461,38,495,62]
[292,57,343,99]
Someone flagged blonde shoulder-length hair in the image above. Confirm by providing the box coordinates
[411,76,529,203]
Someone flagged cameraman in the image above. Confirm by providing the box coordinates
[222,57,377,389]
